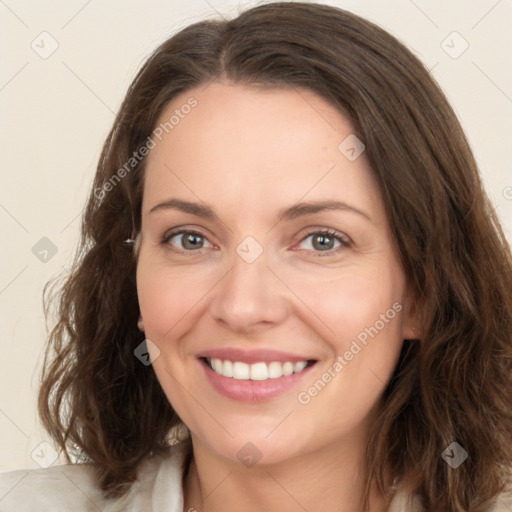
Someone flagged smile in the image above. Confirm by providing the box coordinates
[197,349,318,401]
[205,357,312,381]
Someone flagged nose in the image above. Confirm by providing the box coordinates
[208,245,290,335]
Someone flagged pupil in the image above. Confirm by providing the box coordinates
[314,234,333,251]
[184,234,202,249]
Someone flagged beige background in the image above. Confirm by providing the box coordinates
[0,0,511,471]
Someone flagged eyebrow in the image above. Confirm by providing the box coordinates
[148,198,372,223]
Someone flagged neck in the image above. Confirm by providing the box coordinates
[183,434,390,512]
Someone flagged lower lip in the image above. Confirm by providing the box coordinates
[199,358,315,402]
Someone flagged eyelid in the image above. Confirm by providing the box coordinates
[295,226,352,245]
[292,227,352,257]
[162,228,215,250]
[161,226,352,256]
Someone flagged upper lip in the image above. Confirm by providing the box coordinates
[197,348,317,364]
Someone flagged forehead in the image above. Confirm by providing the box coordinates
[141,82,384,223]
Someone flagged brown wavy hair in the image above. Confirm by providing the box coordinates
[38,2,512,510]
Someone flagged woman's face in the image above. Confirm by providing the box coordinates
[136,82,416,465]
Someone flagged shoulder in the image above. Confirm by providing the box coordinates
[389,483,512,511]
[491,485,512,511]
[0,440,190,512]
[0,461,105,512]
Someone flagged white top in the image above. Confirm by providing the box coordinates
[1,440,511,511]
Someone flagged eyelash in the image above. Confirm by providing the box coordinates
[161,228,351,257]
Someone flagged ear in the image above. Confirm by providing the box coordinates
[401,291,421,340]
[137,314,145,332]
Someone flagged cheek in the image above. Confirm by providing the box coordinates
[284,263,404,343]
[292,266,405,400]
[136,256,217,337]
[136,260,208,417]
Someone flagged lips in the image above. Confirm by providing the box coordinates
[205,357,311,380]
[198,348,316,364]
[197,348,317,401]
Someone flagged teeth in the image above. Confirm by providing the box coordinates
[268,361,283,378]
[207,358,311,380]
[282,362,294,376]
[294,361,307,372]
[233,361,250,380]
[212,359,223,373]
[222,360,233,378]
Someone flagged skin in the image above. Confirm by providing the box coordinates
[136,81,417,512]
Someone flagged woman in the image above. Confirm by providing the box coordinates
[1,2,511,511]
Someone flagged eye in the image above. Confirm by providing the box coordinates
[296,229,351,256]
[161,227,351,257]
[162,229,213,253]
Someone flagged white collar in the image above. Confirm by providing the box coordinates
[105,439,423,511]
